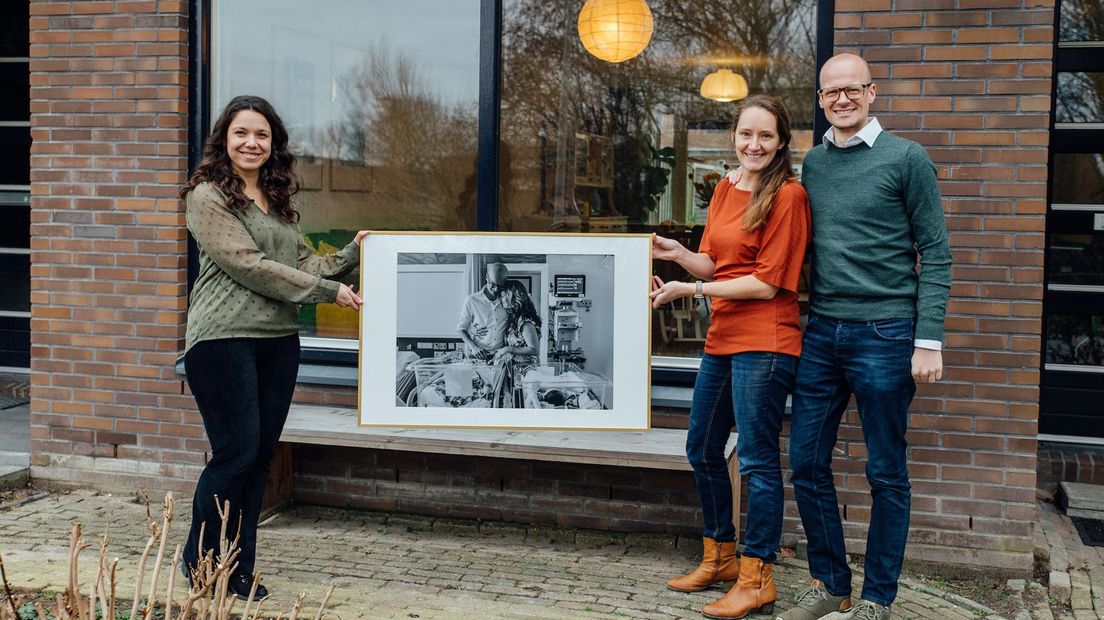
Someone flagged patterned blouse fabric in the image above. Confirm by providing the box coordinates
[184,182,360,352]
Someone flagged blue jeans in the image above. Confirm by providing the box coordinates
[789,314,916,607]
[183,335,300,577]
[687,351,797,564]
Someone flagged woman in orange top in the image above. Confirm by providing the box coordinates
[651,95,810,620]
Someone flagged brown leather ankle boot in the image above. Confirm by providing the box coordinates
[700,556,776,619]
[666,537,739,592]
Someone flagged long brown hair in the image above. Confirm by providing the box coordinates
[733,95,795,231]
[180,95,301,224]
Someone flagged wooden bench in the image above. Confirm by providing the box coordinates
[268,404,742,536]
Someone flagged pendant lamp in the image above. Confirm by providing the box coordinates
[577,0,654,64]
[700,68,749,102]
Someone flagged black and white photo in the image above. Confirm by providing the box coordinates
[358,233,651,429]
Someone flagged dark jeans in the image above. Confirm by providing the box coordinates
[686,351,797,564]
[183,334,300,577]
[789,313,916,607]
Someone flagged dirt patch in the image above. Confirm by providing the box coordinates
[904,572,1022,618]
[0,482,51,511]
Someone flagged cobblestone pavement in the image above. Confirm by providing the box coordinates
[1033,499,1104,620]
[0,490,1022,619]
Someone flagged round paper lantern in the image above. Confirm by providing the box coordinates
[700,68,749,102]
[577,0,654,64]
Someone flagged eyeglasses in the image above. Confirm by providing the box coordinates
[816,82,872,102]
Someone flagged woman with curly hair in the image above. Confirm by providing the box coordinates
[180,95,366,599]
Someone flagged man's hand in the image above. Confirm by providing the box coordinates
[911,348,943,383]
[725,168,742,186]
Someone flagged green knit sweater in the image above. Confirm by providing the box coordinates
[800,131,951,341]
[185,182,360,352]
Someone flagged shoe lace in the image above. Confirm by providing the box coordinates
[793,582,829,608]
[852,601,887,620]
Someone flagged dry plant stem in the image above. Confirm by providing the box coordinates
[288,592,306,620]
[34,602,47,620]
[144,493,175,619]
[66,524,90,619]
[240,575,259,618]
[108,558,118,620]
[313,584,336,620]
[166,545,180,618]
[129,521,160,620]
[0,550,19,619]
[92,536,108,620]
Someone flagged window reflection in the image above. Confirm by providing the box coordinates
[212,0,480,339]
[1053,154,1104,204]
[499,0,816,358]
[1050,234,1104,287]
[1047,314,1104,367]
[1056,72,1104,123]
[1060,0,1104,42]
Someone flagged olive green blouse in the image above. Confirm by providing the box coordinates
[184,182,360,352]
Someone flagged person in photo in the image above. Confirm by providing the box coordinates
[494,278,542,368]
[458,261,511,360]
[651,94,810,619]
[180,94,367,600]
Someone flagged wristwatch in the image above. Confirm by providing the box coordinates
[694,281,704,299]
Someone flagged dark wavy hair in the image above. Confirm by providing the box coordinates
[180,95,300,223]
[732,94,795,231]
[503,280,542,332]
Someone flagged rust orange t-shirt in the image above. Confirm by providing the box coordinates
[698,180,810,356]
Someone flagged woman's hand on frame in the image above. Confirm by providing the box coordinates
[334,283,362,310]
[651,233,684,262]
[650,275,692,308]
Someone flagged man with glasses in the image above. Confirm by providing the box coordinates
[458,261,511,359]
[773,53,952,620]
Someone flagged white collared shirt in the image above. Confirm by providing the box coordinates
[820,116,941,352]
[822,116,883,149]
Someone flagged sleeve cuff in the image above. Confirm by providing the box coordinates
[338,241,360,266]
[318,278,341,303]
[914,339,942,351]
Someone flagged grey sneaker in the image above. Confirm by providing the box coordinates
[773,580,852,620]
[820,599,891,620]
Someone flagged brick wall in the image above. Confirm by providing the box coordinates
[27,0,199,492]
[1038,444,1104,491]
[294,445,702,538]
[826,1,1052,572]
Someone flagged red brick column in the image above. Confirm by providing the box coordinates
[819,1,1052,572]
[28,0,198,493]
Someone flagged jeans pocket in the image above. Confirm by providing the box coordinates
[871,318,914,342]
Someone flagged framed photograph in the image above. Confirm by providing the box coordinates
[359,232,652,430]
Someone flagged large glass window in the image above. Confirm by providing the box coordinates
[207,1,817,358]
[499,0,817,359]
[212,0,481,340]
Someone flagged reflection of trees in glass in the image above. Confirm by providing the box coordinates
[308,45,479,229]
[1047,314,1104,366]
[1060,0,1104,42]
[1056,72,1104,123]
[500,0,814,225]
